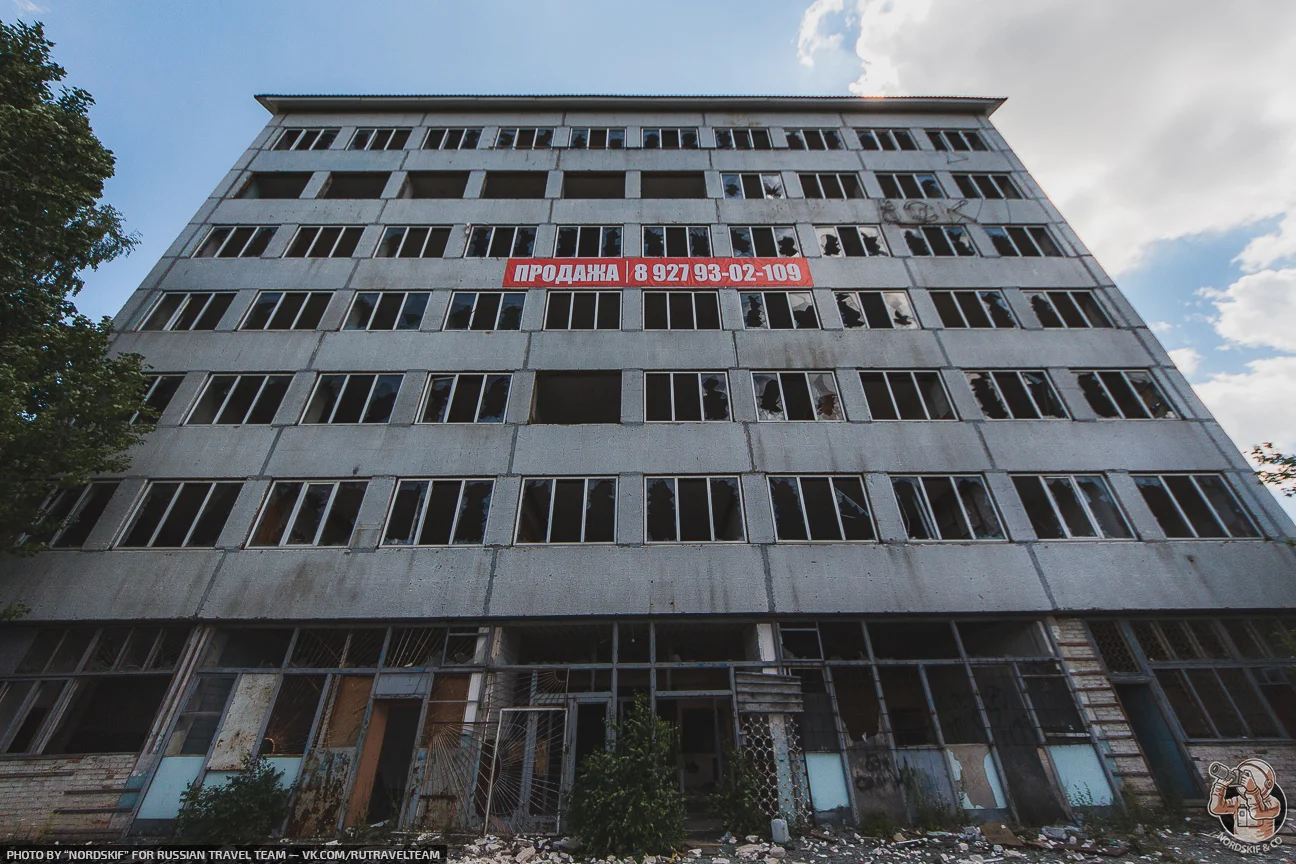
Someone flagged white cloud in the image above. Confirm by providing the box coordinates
[1207,267,1296,352]
[1168,347,1202,378]
[797,0,845,67]
[797,0,1296,275]
[1235,212,1296,273]
[1148,321,1174,335]
[11,0,47,12]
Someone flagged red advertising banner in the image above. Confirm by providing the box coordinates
[503,258,813,288]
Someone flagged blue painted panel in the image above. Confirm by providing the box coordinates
[805,753,850,811]
[137,756,204,820]
[1047,744,1113,806]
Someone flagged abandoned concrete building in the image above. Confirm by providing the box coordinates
[3,94,1296,840]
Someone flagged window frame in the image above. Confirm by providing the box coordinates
[1028,290,1114,329]
[543,291,622,330]
[816,225,889,258]
[785,128,845,150]
[272,127,338,151]
[374,225,452,259]
[342,291,430,332]
[1132,474,1261,540]
[876,173,945,200]
[422,127,482,150]
[240,291,332,331]
[1075,370,1177,420]
[381,478,495,547]
[641,127,699,149]
[32,481,122,549]
[729,226,801,258]
[348,128,411,151]
[494,127,554,150]
[835,291,918,330]
[930,290,1017,329]
[966,370,1069,420]
[902,225,978,257]
[891,474,1005,541]
[740,291,819,330]
[927,129,990,152]
[464,225,538,258]
[553,225,623,258]
[799,173,865,200]
[644,476,746,543]
[248,480,369,548]
[642,226,712,258]
[854,128,918,151]
[185,374,292,426]
[642,291,722,331]
[117,481,243,549]
[418,373,512,424]
[442,292,526,331]
[644,371,731,423]
[514,477,618,544]
[952,173,1023,200]
[283,226,365,259]
[129,374,185,425]
[139,292,236,332]
[751,371,844,422]
[568,127,626,149]
[858,370,956,421]
[300,373,404,425]
[721,173,786,200]
[1011,474,1134,540]
[714,128,773,150]
[984,225,1064,258]
[766,475,876,543]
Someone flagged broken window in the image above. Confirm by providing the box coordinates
[288,630,347,668]
[544,291,621,330]
[855,128,917,151]
[891,475,1004,540]
[645,476,744,542]
[640,171,707,198]
[1028,290,1113,329]
[927,129,990,152]
[241,291,331,330]
[966,370,1067,419]
[768,475,874,541]
[512,625,612,664]
[985,225,1063,257]
[780,622,824,661]
[722,173,785,199]
[515,478,617,543]
[383,479,494,545]
[237,172,311,200]
[165,675,235,755]
[464,225,537,258]
[250,480,368,547]
[877,173,944,200]
[1132,474,1260,539]
[831,666,883,743]
[569,127,625,149]
[926,665,987,743]
[302,374,403,424]
[402,172,470,199]
[643,291,721,330]
[530,371,621,424]
[877,667,937,745]
[859,371,954,420]
[952,173,1022,200]
[423,127,481,150]
[1012,474,1133,539]
[731,226,800,257]
[420,374,511,423]
[130,374,185,424]
[641,128,698,149]
[753,371,842,421]
[645,372,730,422]
[817,225,888,257]
[444,292,525,330]
[799,172,864,200]
[554,226,622,257]
[960,621,1049,658]
[188,374,292,425]
[284,226,365,258]
[273,127,338,151]
[642,225,711,257]
[741,291,818,329]
[44,675,172,755]
[119,481,242,548]
[1018,662,1085,736]
[481,170,548,199]
[714,128,772,150]
[495,127,554,149]
[319,172,390,199]
[1075,370,1176,419]
[563,172,626,199]
[344,291,430,330]
[141,292,235,331]
[0,678,68,749]
[903,225,977,257]
[193,225,277,259]
[261,675,326,756]
[349,128,410,151]
[785,128,844,150]
[31,482,120,548]
[928,292,1014,331]
[836,291,917,329]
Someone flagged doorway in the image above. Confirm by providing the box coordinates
[348,699,421,826]
[656,698,733,832]
[1114,683,1202,801]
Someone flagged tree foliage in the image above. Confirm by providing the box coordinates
[709,746,769,838]
[1,19,149,552]
[174,754,291,843]
[1251,443,1296,498]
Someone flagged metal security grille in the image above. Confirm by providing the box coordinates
[482,707,568,835]
[1088,620,1139,673]
[739,714,811,824]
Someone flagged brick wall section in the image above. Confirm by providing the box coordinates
[1050,617,1160,804]
[1186,742,1296,797]
[0,755,136,840]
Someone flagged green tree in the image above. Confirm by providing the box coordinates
[1251,443,1296,498]
[1,19,149,553]
[174,754,292,843]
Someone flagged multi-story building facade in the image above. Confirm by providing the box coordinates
[3,95,1295,840]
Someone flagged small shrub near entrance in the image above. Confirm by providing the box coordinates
[174,754,291,843]
[710,747,768,838]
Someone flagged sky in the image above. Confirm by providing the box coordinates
[14,0,1296,516]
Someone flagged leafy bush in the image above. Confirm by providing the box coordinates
[174,754,291,843]
[565,695,686,856]
[710,747,768,838]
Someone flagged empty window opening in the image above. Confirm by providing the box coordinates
[817,225,888,257]
[465,225,537,258]
[831,666,884,745]
[516,477,616,543]
[44,676,171,755]
[927,129,989,152]
[985,226,1063,257]
[878,667,938,746]
[345,292,430,331]
[237,172,311,200]
[904,225,977,257]
[821,622,871,662]
[641,171,707,199]
[569,127,625,149]
[284,226,365,258]
[188,374,291,425]
[722,173,785,199]
[860,371,954,420]
[444,292,525,330]
[563,171,625,199]
[349,128,410,151]
[654,623,749,662]
[871,621,959,659]
[643,225,711,257]
[320,172,390,199]
[555,225,622,258]
[966,370,1067,420]
[423,127,481,150]
[645,476,744,542]
[927,665,988,744]
[383,479,493,546]
[119,481,242,548]
[836,291,917,329]
[645,372,730,422]
[1076,370,1175,419]
[511,625,613,664]
[786,128,844,150]
[480,171,547,200]
[303,374,403,424]
[130,374,184,424]
[1133,474,1260,539]
[421,374,511,424]
[359,699,421,824]
[544,291,621,330]
[495,127,554,149]
[643,291,721,330]
[260,675,326,756]
[715,128,772,150]
[768,475,874,542]
[530,371,621,424]
[1013,474,1133,539]
[273,128,338,151]
[959,621,1049,658]
[642,128,698,149]
[402,171,469,199]
[741,291,818,329]
[877,173,944,200]
[1028,290,1113,329]
[753,371,841,421]
[141,292,235,331]
[855,128,917,151]
[953,173,1022,200]
[892,475,1004,540]
[32,482,120,549]
[242,291,331,330]
[931,290,1015,328]
[250,480,368,547]
[193,225,277,259]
